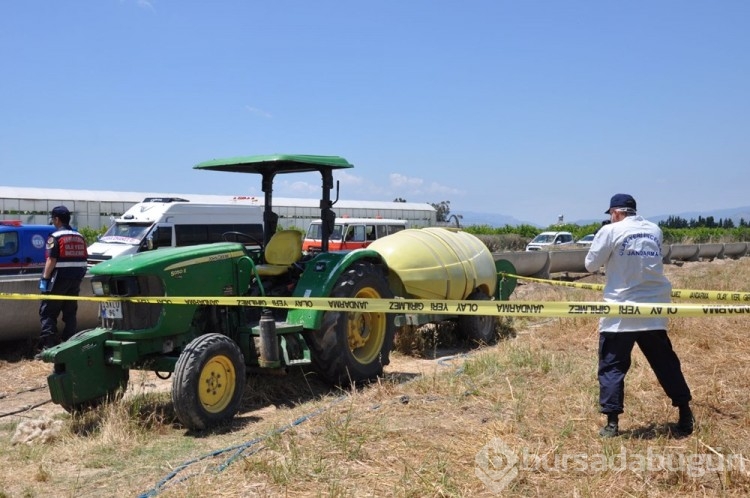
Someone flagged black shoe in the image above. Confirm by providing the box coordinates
[677,405,694,435]
[599,422,619,438]
[33,337,59,360]
[33,345,55,360]
[599,413,620,437]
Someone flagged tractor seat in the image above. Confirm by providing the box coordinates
[255,230,303,277]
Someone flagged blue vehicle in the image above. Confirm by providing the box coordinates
[0,221,55,274]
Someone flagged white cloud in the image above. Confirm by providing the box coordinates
[389,173,424,189]
[335,171,365,186]
[388,173,464,197]
[119,0,155,12]
[270,171,464,202]
[284,181,319,195]
[245,106,272,118]
[425,181,465,196]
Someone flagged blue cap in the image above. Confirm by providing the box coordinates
[50,205,70,217]
[605,194,636,214]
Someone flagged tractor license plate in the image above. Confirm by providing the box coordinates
[100,301,123,319]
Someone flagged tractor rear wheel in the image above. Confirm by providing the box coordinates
[306,262,395,386]
[172,333,246,430]
[459,290,497,345]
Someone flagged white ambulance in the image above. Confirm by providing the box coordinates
[87,198,264,266]
[302,217,408,252]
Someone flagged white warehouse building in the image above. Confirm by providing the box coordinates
[0,186,437,231]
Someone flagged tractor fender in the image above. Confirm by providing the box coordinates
[287,249,388,330]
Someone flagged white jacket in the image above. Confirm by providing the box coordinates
[585,215,671,332]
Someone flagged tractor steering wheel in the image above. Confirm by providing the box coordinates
[221,231,264,253]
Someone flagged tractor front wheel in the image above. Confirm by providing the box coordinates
[172,333,246,430]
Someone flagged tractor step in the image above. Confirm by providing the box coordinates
[250,321,304,336]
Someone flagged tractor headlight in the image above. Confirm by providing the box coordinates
[91,280,105,296]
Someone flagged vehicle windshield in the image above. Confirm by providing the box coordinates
[580,234,595,242]
[99,223,152,245]
[531,234,555,244]
[305,223,343,241]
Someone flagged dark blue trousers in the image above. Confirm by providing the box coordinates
[598,330,692,414]
[39,277,82,342]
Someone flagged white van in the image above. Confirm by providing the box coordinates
[87,198,263,266]
[302,217,408,252]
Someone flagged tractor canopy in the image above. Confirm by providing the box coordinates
[194,154,354,252]
[193,154,354,175]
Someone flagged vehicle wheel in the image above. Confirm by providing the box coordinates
[305,262,395,386]
[172,333,246,430]
[459,290,497,346]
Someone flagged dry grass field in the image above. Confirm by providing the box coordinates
[1,257,749,497]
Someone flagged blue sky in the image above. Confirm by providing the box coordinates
[1,1,748,226]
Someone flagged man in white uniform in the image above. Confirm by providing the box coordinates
[585,194,693,438]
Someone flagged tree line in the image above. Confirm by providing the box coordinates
[399,198,750,248]
[658,215,749,229]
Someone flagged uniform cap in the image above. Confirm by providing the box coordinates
[50,205,71,217]
[605,194,636,214]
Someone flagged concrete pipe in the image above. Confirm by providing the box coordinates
[0,274,100,342]
[661,245,672,264]
[666,244,700,263]
[548,249,588,274]
[493,251,550,278]
[698,243,724,261]
[723,242,748,259]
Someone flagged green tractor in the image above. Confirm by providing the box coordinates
[41,154,507,430]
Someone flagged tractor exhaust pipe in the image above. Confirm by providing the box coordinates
[258,309,280,368]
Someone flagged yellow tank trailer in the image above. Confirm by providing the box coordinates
[368,227,498,344]
[368,227,497,300]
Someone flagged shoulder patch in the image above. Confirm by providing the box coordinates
[46,236,56,250]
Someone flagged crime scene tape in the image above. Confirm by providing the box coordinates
[2,292,750,317]
[499,272,750,303]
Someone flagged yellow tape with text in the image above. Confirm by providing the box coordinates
[499,273,750,303]
[2,292,749,318]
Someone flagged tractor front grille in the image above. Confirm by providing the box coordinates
[96,275,165,331]
[117,300,163,330]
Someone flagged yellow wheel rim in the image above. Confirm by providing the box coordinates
[346,286,386,365]
[198,354,237,414]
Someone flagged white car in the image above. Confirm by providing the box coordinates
[525,231,575,251]
[576,234,596,247]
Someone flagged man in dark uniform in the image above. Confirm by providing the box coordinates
[37,205,88,354]
[585,194,693,437]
